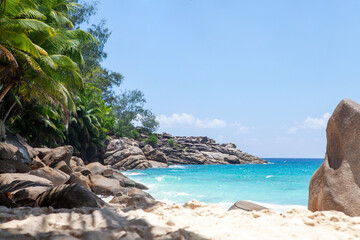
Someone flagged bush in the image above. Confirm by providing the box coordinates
[146,134,158,145]
[129,129,139,140]
[167,138,175,147]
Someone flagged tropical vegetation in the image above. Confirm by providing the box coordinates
[0,0,159,162]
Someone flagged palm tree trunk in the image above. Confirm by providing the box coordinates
[0,82,14,102]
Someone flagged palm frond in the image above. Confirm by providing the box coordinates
[0,30,40,58]
[0,19,55,36]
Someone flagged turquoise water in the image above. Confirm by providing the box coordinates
[123,158,323,209]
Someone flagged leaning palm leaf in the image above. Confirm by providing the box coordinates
[0,31,40,58]
[0,19,55,36]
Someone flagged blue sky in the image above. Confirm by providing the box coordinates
[89,0,360,158]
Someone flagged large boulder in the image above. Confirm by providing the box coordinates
[0,173,53,205]
[0,142,18,161]
[105,146,150,170]
[36,184,107,209]
[4,133,32,164]
[34,147,52,159]
[84,162,110,175]
[69,156,84,171]
[89,174,122,196]
[41,146,73,167]
[29,166,70,186]
[112,171,148,190]
[29,156,46,170]
[142,144,168,164]
[54,160,73,175]
[308,99,360,216]
[0,173,53,188]
[66,172,91,191]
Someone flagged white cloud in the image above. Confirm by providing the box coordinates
[290,113,331,134]
[156,113,227,129]
[231,121,248,134]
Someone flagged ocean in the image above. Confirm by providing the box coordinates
[122,158,323,211]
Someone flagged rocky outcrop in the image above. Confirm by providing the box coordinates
[4,132,32,164]
[0,173,53,205]
[308,99,360,217]
[104,138,151,170]
[157,134,265,165]
[104,133,266,170]
[0,142,17,161]
[41,145,73,167]
[0,138,153,210]
[29,166,70,186]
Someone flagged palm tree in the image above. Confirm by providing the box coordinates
[67,85,115,161]
[0,0,96,140]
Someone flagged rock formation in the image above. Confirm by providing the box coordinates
[156,134,265,165]
[228,200,268,211]
[308,99,360,216]
[104,132,266,170]
[0,140,154,210]
[36,184,107,209]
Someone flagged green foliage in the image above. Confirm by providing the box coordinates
[1,0,160,163]
[145,134,158,145]
[0,0,96,108]
[112,90,159,134]
[7,98,66,147]
[167,139,175,147]
[129,129,139,140]
[66,84,115,160]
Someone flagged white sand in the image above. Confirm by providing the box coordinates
[0,200,359,239]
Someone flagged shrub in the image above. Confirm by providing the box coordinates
[129,129,139,140]
[167,138,175,147]
[146,134,158,145]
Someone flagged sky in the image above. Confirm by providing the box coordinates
[88,0,360,158]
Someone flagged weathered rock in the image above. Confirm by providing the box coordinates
[0,173,53,204]
[0,142,17,161]
[54,160,73,175]
[69,156,84,171]
[228,201,268,211]
[0,192,16,208]
[16,134,38,160]
[42,145,73,167]
[0,161,16,174]
[221,143,237,149]
[4,161,30,173]
[71,156,85,167]
[65,172,91,191]
[29,156,46,170]
[106,146,150,170]
[4,132,32,164]
[0,173,53,187]
[309,99,360,217]
[84,162,109,175]
[29,166,70,186]
[89,174,122,196]
[112,171,148,190]
[126,196,157,210]
[80,169,91,176]
[36,184,107,209]
[142,144,168,164]
[34,147,52,159]
[128,188,154,199]
[109,195,129,205]
[148,160,168,168]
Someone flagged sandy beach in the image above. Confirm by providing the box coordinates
[0,200,359,239]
